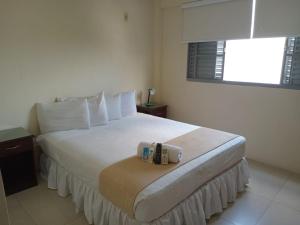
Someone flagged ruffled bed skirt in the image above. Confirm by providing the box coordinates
[40,154,250,225]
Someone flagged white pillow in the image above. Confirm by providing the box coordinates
[121,90,137,117]
[37,99,90,134]
[87,92,109,126]
[56,92,109,127]
[105,94,122,120]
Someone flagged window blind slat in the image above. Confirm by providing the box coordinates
[187,41,225,81]
[282,37,300,87]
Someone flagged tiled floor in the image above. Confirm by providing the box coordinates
[6,160,300,225]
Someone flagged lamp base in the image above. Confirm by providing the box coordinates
[144,102,155,107]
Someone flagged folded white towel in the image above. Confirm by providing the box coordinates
[162,144,183,163]
[137,142,183,163]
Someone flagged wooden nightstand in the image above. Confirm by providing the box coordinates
[0,127,37,196]
[137,104,168,118]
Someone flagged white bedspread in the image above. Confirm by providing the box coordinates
[37,113,246,222]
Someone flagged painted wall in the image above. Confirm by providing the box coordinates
[0,0,154,134]
[157,5,300,173]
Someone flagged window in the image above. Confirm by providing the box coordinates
[187,37,300,89]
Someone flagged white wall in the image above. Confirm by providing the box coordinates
[152,0,163,101]
[157,5,300,173]
[0,0,154,134]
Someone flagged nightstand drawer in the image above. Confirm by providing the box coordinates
[152,111,167,118]
[0,127,37,195]
[0,138,33,158]
[137,104,168,118]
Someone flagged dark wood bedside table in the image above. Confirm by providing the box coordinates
[0,127,37,196]
[137,104,168,118]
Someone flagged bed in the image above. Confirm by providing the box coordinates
[37,113,249,225]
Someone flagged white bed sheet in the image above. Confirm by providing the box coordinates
[37,113,246,222]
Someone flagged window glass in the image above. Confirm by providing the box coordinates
[223,38,286,84]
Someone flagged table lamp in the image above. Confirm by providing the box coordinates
[146,88,156,106]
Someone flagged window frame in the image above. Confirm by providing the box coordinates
[186,38,300,90]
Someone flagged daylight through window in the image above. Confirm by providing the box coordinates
[223,38,286,84]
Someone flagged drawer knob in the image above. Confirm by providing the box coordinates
[5,145,20,150]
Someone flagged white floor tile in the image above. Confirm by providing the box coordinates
[257,203,300,225]
[66,216,89,225]
[14,185,80,225]
[220,191,272,225]
[7,195,37,225]
[247,160,290,199]
[274,174,300,212]
[7,195,20,209]
[207,216,235,225]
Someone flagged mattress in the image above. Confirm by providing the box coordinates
[37,113,246,222]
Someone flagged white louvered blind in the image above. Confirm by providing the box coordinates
[182,0,253,42]
[187,41,225,80]
[282,37,300,86]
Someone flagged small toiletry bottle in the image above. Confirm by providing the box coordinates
[143,147,149,161]
[161,147,168,165]
[148,147,154,163]
[154,143,162,164]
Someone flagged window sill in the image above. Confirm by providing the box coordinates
[187,78,300,90]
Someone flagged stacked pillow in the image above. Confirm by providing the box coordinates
[36,90,137,134]
[85,93,109,126]
[105,90,137,120]
[36,99,90,134]
[105,93,122,120]
[120,90,138,117]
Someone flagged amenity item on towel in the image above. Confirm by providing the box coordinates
[36,99,90,134]
[161,148,169,165]
[137,142,152,157]
[99,127,238,218]
[137,142,183,163]
[164,144,182,163]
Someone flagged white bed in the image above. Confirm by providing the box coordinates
[37,113,249,225]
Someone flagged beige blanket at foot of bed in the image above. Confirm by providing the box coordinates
[99,127,238,218]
